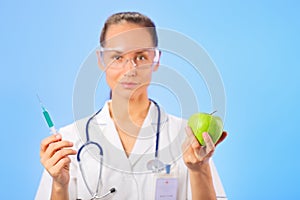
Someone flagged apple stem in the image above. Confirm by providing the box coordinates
[210,110,217,115]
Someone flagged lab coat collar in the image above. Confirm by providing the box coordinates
[92,100,168,171]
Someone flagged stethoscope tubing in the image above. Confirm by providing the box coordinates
[150,99,161,158]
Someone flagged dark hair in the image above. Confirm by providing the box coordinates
[100,12,158,47]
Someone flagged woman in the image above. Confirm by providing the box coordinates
[36,12,227,200]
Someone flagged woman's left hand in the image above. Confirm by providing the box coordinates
[182,126,227,171]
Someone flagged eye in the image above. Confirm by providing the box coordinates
[112,55,122,61]
[136,54,147,61]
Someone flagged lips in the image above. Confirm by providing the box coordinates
[120,81,140,89]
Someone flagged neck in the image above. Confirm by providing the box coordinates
[109,92,150,124]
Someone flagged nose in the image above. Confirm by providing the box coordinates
[124,58,137,77]
[123,58,137,69]
[129,59,137,68]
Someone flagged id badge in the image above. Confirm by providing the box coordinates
[153,165,178,200]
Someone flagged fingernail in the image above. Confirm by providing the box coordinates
[203,132,208,138]
[55,134,61,139]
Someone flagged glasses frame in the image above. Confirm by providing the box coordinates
[99,47,160,70]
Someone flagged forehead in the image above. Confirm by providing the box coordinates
[103,22,154,51]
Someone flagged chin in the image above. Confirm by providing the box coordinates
[113,87,146,100]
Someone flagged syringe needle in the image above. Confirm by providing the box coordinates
[36,94,45,109]
[36,94,41,104]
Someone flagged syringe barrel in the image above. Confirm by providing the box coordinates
[43,110,54,128]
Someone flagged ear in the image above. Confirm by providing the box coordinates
[96,50,105,71]
[152,50,161,72]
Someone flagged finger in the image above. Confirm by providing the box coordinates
[215,131,228,146]
[181,135,194,154]
[40,134,62,152]
[42,140,74,160]
[191,135,201,149]
[182,126,195,151]
[184,153,199,165]
[185,126,201,149]
[189,136,204,161]
[185,126,194,137]
[182,144,198,165]
[45,149,77,168]
[48,157,71,178]
[203,132,215,153]
[185,131,203,159]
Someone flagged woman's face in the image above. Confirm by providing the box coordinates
[97,22,159,99]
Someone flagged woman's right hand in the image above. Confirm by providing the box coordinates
[40,133,77,188]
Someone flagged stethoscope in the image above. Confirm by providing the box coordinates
[76,99,164,199]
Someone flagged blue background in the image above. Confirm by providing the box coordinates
[1,0,299,199]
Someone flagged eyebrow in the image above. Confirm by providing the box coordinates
[135,50,149,53]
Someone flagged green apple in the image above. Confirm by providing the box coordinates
[188,112,223,146]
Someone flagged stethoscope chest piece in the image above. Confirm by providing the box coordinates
[147,158,165,172]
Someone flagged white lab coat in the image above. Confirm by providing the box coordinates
[35,100,227,200]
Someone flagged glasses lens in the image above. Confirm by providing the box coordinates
[101,48,159,69]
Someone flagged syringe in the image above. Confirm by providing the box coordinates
[37,94,57,134]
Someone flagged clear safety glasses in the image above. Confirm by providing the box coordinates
[99,47,160,70]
